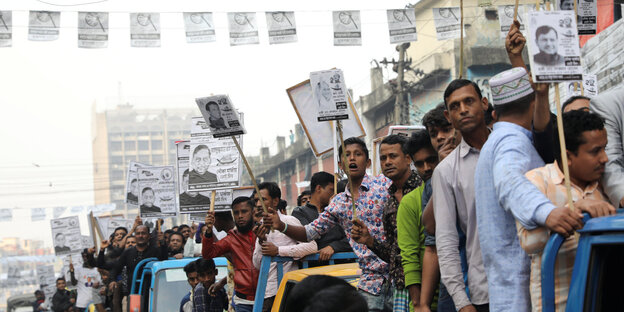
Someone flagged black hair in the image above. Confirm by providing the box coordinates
[205,101,219,112]
[443,79,483,108]
[56,277,65,283]
[310,172,334,195]
[407,129,435,156]
[164,229,173,235]
[297,190,312,206]
[231,196,254,210]
[535,25,558,41]
[422,103,451,132]
[183,169,190,177]
[141,187,154,195]
[192,144,211,158]
[493,92,535,119]
[194,258,216,276]
[178,224,190,232]
[380,134,410,155]
[553,110,605,164]
[113,227,128,235]
[484,102,495,125]
[561,95,590,112]
[183,261,197,275]
[336,179,348,193]
[169,231,185,244]
[34,290,43,295]
[277,199,287,212]
[130,179,137,183]
[258,182,281,200]
[284,275,367,312]
[338,137,369,160]
[55,233,64,238]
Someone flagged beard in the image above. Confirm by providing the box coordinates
[236,218,254,233]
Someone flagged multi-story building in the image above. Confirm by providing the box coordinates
[91,103,196,217]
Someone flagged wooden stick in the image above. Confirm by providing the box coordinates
[231,136,268,214]
[514,0,520,21]
[336,121,358,221]
[209,190,216,212]
[554,85,575,212]
[90,212,104,247]
[459,0,464,79]
[536,0,540,11]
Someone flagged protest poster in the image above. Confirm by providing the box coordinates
[527,10,582,82]
[81,235,93,248]
[575,0,597,35]
[189,213,206,222]
[130,13,161,47]
[176,140,234,212]
[106,218,134,239]
[62,254,83,289]
[195,95,246,138]
[0,11,12,47]
[581,17,624,93]
[51,216,83,256]
[36,265,55,288]
[126,161,147,205]
[188,117,242,191]
[582,74,598,97]
[564,81,582,98]
[31,208,46,221]
[310,69,350,122]
[183,12,216,43]
[78,12,108,48]
[332,10,362,46]
[287,79,366,157]
[28,11,60,41]
[387,9,417,44]
[227,12,259,46]
[266,11,297,44]
[0,208,11,222]
[432,7,462,41]
[138,166,176,218]
[497,5,527,39]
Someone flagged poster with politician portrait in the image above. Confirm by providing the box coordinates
[138,166,177,218]
[188,117,242,191]
[196,95,246,138]
[50,216,83,256]
[126,161,147,206]
[528,10,582,82]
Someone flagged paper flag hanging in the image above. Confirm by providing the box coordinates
[28,11,60,41]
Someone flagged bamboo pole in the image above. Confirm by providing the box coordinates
[209,190,216,212]
[514,0,520,21]
[554,86,575,212]
[231,136,268,214]
[336,121,358,221]
[459,0,464,79]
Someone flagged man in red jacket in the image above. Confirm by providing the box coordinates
[203,196,258,312]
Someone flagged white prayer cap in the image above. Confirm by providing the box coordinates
[489,67,534,106]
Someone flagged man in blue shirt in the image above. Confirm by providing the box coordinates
[180,261,199,312]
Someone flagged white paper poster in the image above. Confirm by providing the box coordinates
[582,74,598,97]
[387,9,417,44]
[528,10,582,82]
[31,208,46,222]
[266,11,297,44]
[576,0,597,35]
[130,13,161,47]
[189,117,242,191]
[176,141,234,213]
[37,265,55,289]
[81,235,93,249]
[433,7,462,40]
[195,95,246,138]
[227,12,259,46]
[497,5,527,39]
[28,11,60,41]
[126,161,147,205]
[106,218,134,239]
[310,69,350,122]
[51,216,83,256]
[138,166,177,217]
[0,208,11,222]
[183,12,216,43]
[78,12,108,48]
[63,254,82,289]
[333,10,362,46]
[0,11,12,47]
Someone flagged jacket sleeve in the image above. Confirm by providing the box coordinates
[252,238,263,269]
[201,234,231,259]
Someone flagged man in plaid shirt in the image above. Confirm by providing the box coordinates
[193,258,227,312]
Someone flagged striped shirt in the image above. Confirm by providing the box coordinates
[519,162,607,312]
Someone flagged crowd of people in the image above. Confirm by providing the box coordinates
[31,20,624,312]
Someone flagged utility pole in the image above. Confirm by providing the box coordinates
[380,42,411,125]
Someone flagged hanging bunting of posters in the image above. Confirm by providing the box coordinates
[183,12,216,43]
[130,12,161,47]
[266,11,297,44]
[433,7,462,41]
[0,11,12,47]
[31,208,46,222]
[0,208,12,222]
[227,12,259,46]
[28,11,60,41]
[78,12,108,48]
[333,10,362,46]
[387,9,417,44]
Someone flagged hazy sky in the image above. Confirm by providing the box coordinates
[0,0,412,246]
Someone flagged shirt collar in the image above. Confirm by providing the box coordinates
[389,170,422,194]
[493,121,533,140]
[548,161,600,194]
[345,174,371,196]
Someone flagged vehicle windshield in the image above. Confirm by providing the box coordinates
[153,266,228,312]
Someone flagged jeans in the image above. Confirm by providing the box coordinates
[230,296,253,312]
[437,282,457,312]
[357,280,393,312]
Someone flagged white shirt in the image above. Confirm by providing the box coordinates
[74,266,101,308]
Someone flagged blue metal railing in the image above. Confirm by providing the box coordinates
[130,257,157,295]
[252,252,357,312]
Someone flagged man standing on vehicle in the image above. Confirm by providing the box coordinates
[203,196,259,312]
[180,261,199,312]
[52,277,75,312]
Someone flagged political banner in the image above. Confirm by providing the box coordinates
[81,235,93,249]
[527,10,582,82]
[0,11,12,47]
[582,74,598,97]
[130,13,161,47]
[37,265,55,288]
[333,10,361,46]
[227,12,259,46]
[138,166,176,218]
[62,254,82,289]
[183,12,216,43]
[266,11,297,44]
[433,7,462,40]
[189,213,206,222]
[581,17,624,93]
[126,161,147,205]
[28,11,60,41]
[576,0,597,35]
[498,5,527,39]
[387,9,417,44]
[106,218,134,239]
[0,208,11,222]
[188,117,242,191]
[195,95,246,138]
[31,208,46,222]
[310,69,350,121]
[78,12,108,48]
[51,216,83,256]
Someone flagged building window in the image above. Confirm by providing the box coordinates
[125,141,136,150]
[152,154,164,164]
[110,156,123,165]
[138,140,149,151]
[152,140,163,150]
[111,169,124,180]
[110,141,122,151]
[139,155,150,163]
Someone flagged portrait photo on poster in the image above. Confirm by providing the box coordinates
[138,166,176,218]
[50,216,83,256]
[126,161,147,206]
[196,95,246,138]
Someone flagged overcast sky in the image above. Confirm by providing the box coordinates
[0,0,412,246]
